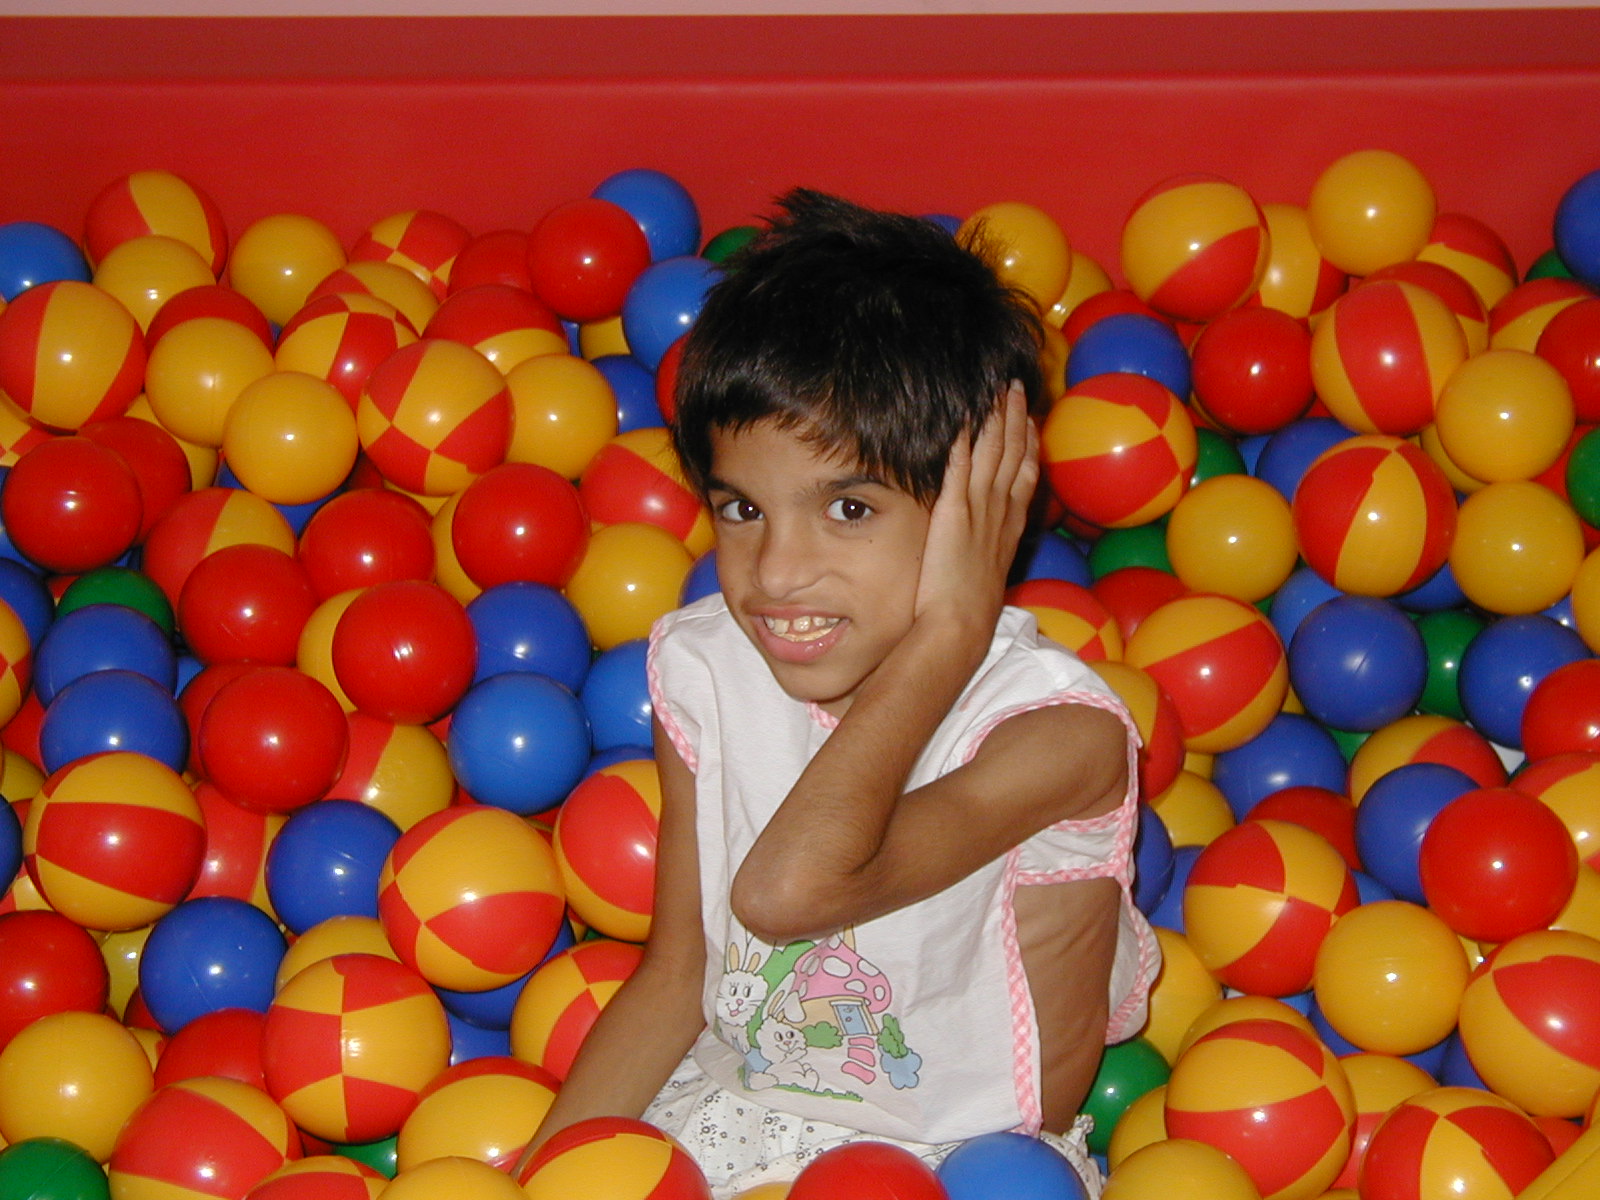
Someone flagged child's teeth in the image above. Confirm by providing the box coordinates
[766,615,839,640]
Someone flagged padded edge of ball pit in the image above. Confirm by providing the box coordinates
[5,11,1600,268]
[1519,1123,1600,1200]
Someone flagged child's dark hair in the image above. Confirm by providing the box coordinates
[672,189,1046,505]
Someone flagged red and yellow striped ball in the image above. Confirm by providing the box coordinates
[1513,752,1600,871]
[423,283,568,374]
[0,599,31,728]
[1309,280,1468,436]
[356,338,512,496]
[517,1116,712,1200]
[379,804,567,992]
[382,1156,527,1199]
[24,752,206,932]
[396,1056,561,1171]
[141,486,297,608]
[0,280,145,431]
[1042,372,1197,530]
[274,292,419,409]
[348,209,472,301]
[187,780,283,917]
[244,1155,385,1200]
[1121,174,1270,323]
[1347,714,1507,805]
[260,952,450,1143]
[580,427,714,557]
[1487,277,1589,353]
[323,713,454,833]
[1183,819,1358,996]
[308,260,439,338]
[1455,928,1600,1118]
[1124,593,1287,754]
[1358,1086,1554,1200]
[1417,212,1518,311]
[1164,1018,1355,1200]
[509,939,644,1081]
[1368,259,1491,356]
[1091,661,1184,801]
[0,396,53,467]
[1291,434,1458,597]
[85,169,228,275]
[1005,578,1123,662]
[555,759,662,943]
[1257,202,1348,323]
[1330,1054,1437,1191]
[107,1076,301,1200]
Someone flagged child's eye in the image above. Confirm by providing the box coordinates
[826,497,873,523]
[715,498,762,523]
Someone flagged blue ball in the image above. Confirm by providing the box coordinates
[466,582,592,693]
[447,673,591,815]
[680,550,720,605]
[1289,596,1426,731]
[0,557,53,648]
[265,800,401,935]
[580,639,651,753]
[1438,1031,1488,1090]
[446,1008,513,1065]
[1354,763,1477,904]
[1131,802,1175,915]
[1396,560,1468,614]
[621,256,721,371]
[33,603,176,706]
[1457,613,1591,749]
[0,220,91,300]
[1252,417,1353,503]
[936,1131,1089,1200]
[0,799,19,896]
[591,353,662,433]
[588,744,653,772]
[1236,432,1269,475]
[1352,870,1398,906]
[592,168,702,262]
[1017,530,1093,588]
[1064,313,1190,399]
[1553,168,1600,290]
[39,669,188,775]
[1146,843,1203,932]
[1212,712,1347,820]
[139,896,287,1033]
[1268,566,1344,649]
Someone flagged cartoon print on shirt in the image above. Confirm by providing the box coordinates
[713,942,769,1065]
[718,928,922,1102]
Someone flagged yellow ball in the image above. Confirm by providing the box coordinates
[579,314,631,359]
[228,212,348,327]
[1307,149,1437,277]
[0,1010,154,1161]
[100,923,154,1021]
[505,353,620,479]
[1047,249,1113,329]
[1103,1138,1262,1200]
[1573,545,1600,653]
[958,200,1071,311]
[1448,480,1586,614]
[396,1058,560,1171]
[1433,349,1575,483]
[1258,203,1346,322]
[92,234,216,332]
[296,588,362,712]
[1166,475,1297,603]
[382,1156,528,1200]
[144,315,277,447]
[564,522,693,652]
[223,370,359,505]
[1107,1084,1168,1169]
[1147,770,1235,849]
[1140,927,1224,1066]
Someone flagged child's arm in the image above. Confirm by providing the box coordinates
[731,384,1129,944]
[515,717,707,1160]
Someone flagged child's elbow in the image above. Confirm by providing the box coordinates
[730,871,832,945]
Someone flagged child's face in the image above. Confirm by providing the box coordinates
[705,419,931,718]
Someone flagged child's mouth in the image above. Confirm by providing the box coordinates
[762,614,841,642]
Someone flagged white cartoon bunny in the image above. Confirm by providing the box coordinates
[714,942,768,1059]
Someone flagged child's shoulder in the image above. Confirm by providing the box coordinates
[980,606,1118,701]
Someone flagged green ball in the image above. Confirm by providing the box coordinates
[1191,427,1246,486]
[1415,607,1487,721]
[1566,425,1600,528]
[1324,723,1370,762]
[1088,523,1173,578]
[333,1134,398,1178]
[1079,1035,1169,1157]
[702,225,760,265]
[56,566,174,636]
[0,1137,110,1200]
[1526,247,1575,281]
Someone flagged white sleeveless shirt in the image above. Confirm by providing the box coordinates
[647,595,1159,1144]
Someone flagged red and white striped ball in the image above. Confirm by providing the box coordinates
[509,939,644,1081]
[1121,174,1270,323]
[555,758,662,944]
[1358,1086,1554,1200]
[518,1116,712,1200]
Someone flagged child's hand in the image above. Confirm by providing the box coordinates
[914,381,1040,635]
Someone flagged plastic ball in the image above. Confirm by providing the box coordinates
[1005,578,1123,661]
[581,427,711,555]
[382,1155,528,1199]
[34,603,177,710]
[936,1130,1088,1200]
[0,218,91,298]
[348,209,469,301]
[554,758,660,943]
[1043,373,1197,530]
[1081,1036,1170,1158]
[4,435,143,574]
[1253,417,1353,504]
[179,544,317,666]
[1165,474,1297,603]
[1433,349,1576,485]
[527,198,653,323]
[1353,763,1478,905]
[244,1155,386,1200]
[331,580,476,724]
[1089,661,1184,801]
[261,952,449,1143]
[1121,174,1268,323]
[84,169,226,275]
[1553,168,1600,291]
[1288,596,1426,732]
[565,522,694,652]
[464,582,589,692]
[324,714,452,833]
[1140,925,1223,1062]
[1101,1138,1260,1200]
[311,262,439,343]
[1535,297,1600,423]
[139,896,287,1032]
[92,234,216,333]
[274,291,419,409]
[356,339,512,496]
[1523,659,1600,759]
[153,1005,269,1090]
[1346,714,1506,806]
[198,665,349,812]
[1064,312,1192,400]
[1257,202,1347,322]
[1311,901,1470,1057]
[228,212,346,326]
[424,283,566,373]
[450,229,533,294]
[1307,149,1437,277]
[0,1136,111,1200]
[1358,1086,1553,1200]
[1309,280,1467,436]
[580,639,652,752]
[1458,613,1590,748]
[395,1056,559,1171]
[143,313,277,448]
[1124,593,1287,754]
[0,281,145,431]
[957,201,1071,311]
[1368,259,1491,355]
[0,1010,154,1161]
[1150,771,1234,850]
[141,485,297,607]
[222,371,359,505]
[0,909,109,1050]
[593,168,702,262]
[39,668,188,775]
[620,255,720,371]
[1330,1054,1437,1190]
[1490,276,1590,352]
[1412,608,1484,721]
[446,672,591,815]
[1456,927,1600,1117]
[296,488,433,602]
[262,800,397,935]
[1164,1018,1354,1200]
[1105,1086,1168,1170]
[451,461,589,590]
[0,600,33,732]
[1211,712,1347,820]
[107,1076,299,1199]
[1513,752,1600,870]
[1451,480,1587,615]
[787,1141,942,1200]
[508,938,643,1081]
[503,351,619,478]
[1175,995,1320,1061]
[1417,212,1518,310]
[1189,306,1313,436]
[1182,819,1358,996]
[1575,545,1600,653]
[517,1115,711,1200]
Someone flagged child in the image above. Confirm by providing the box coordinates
[522,190,1158,1197]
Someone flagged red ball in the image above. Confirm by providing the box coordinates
[331,580,477,724]
[187,779,280,912]
[1090,565,1189,641]
[179,543,318,666]
[1521,658,1600,761]
[198,666,350,813]
[449,229,535,294]
[1,435,143,573]
[1189,305,1314,435]
[1418,786,1579,943]
[147,284,273,353]
[154,1005,270,1090]
[178,662,256,774]
[79,415,193,541]
[654,335,686,425]
[0,909,109,1051]
[526,198,653,323]
[450,462,590,590]
[296,488,435,601]
[788,1141,946,1200]
[1536,296,1600,423]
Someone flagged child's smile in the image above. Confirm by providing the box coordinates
[705,419,932,717]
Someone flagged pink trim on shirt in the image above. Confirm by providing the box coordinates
[647,620,699,773]
[997,845,1043,1136]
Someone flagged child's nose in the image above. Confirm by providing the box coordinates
[754,524,822,598]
